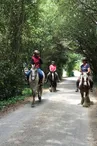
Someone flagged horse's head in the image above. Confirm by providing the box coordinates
[30,66,38,81]
[80,72,90,87]
[48,72,57,85]
[51,72,55,81]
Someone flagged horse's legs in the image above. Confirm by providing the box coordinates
[83,91,90,107]
[80,92,84,105]
[86,91,90,105]
[52,82,57,92]
[49,86,52,92]
[31,91,35,107]
[49,81,52,92]
[38,85,42,102]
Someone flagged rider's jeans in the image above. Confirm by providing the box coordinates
[37,68,43,80]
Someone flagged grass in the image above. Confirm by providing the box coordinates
[0,83,49,111]
[0,87,32,111]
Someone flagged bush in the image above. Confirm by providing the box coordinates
[0,60,24,100]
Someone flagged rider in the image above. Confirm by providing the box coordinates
[75,58,93,92]
[31,50,44,84]
[46,61,59,82]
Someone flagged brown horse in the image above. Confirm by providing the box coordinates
[79,72,90,107]
[29,65,45,107]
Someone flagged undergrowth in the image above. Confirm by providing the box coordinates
[0,88,32,111]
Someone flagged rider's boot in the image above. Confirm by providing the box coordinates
[75,88,79,92]
[75,80,79,92]
[90,80,93,92]
[27,76,29,85]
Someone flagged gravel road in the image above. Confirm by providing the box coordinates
[0,77,97,146]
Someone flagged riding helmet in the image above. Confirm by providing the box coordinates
[52,61,55,64]
[34,50,40,55]
[82,57,87,62]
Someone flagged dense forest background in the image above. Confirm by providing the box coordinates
[0,0,97,100]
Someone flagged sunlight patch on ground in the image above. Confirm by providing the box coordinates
[48,92,80,105]
[64,77,78,81]
[48,87,97,106]
[46,139,62,145]
[90,95,97,103]
[63,97,80,105]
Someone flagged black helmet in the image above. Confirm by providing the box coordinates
[34,50,40,55]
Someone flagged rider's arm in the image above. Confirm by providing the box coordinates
[40,58,43,64]
[87,64,91,74]
[31,58,36,68]
[80,67,82,73]
[31,58,34,65]
[87,67,91,74]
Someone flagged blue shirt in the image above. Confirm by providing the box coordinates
[81,63,90,72]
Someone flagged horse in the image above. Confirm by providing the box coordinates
[79,72,91,107]
[29,65,45,107]
[47,72,58,92]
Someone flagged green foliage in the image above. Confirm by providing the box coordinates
[0,87,32,110]
[57,0,97,76]
[65,53,80,77]
[22,88,32,96]
[0,59,24,100]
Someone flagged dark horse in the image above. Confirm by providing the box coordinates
[29,65,45,107]
[79,72,90,107]
[47,72,58,92]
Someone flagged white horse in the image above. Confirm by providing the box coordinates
[29,65,45,107]
[79,72,90,107]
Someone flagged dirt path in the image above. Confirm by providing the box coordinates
[0,77,97,146]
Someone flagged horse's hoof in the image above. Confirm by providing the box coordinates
[83,103,89,107]
[81,101,84,105]
[31,104,35,107]
[38,97,41,102]
[54,89,56,92]
[49,88,52,92]
[90,101,94,105]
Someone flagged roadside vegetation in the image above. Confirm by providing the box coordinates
[0,87,32,111]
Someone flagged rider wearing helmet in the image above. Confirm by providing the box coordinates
[49,61,57,72]
[31,50,44,83]
[46,61,59,82]
[31,50,43,68]
[75,57,93,92]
